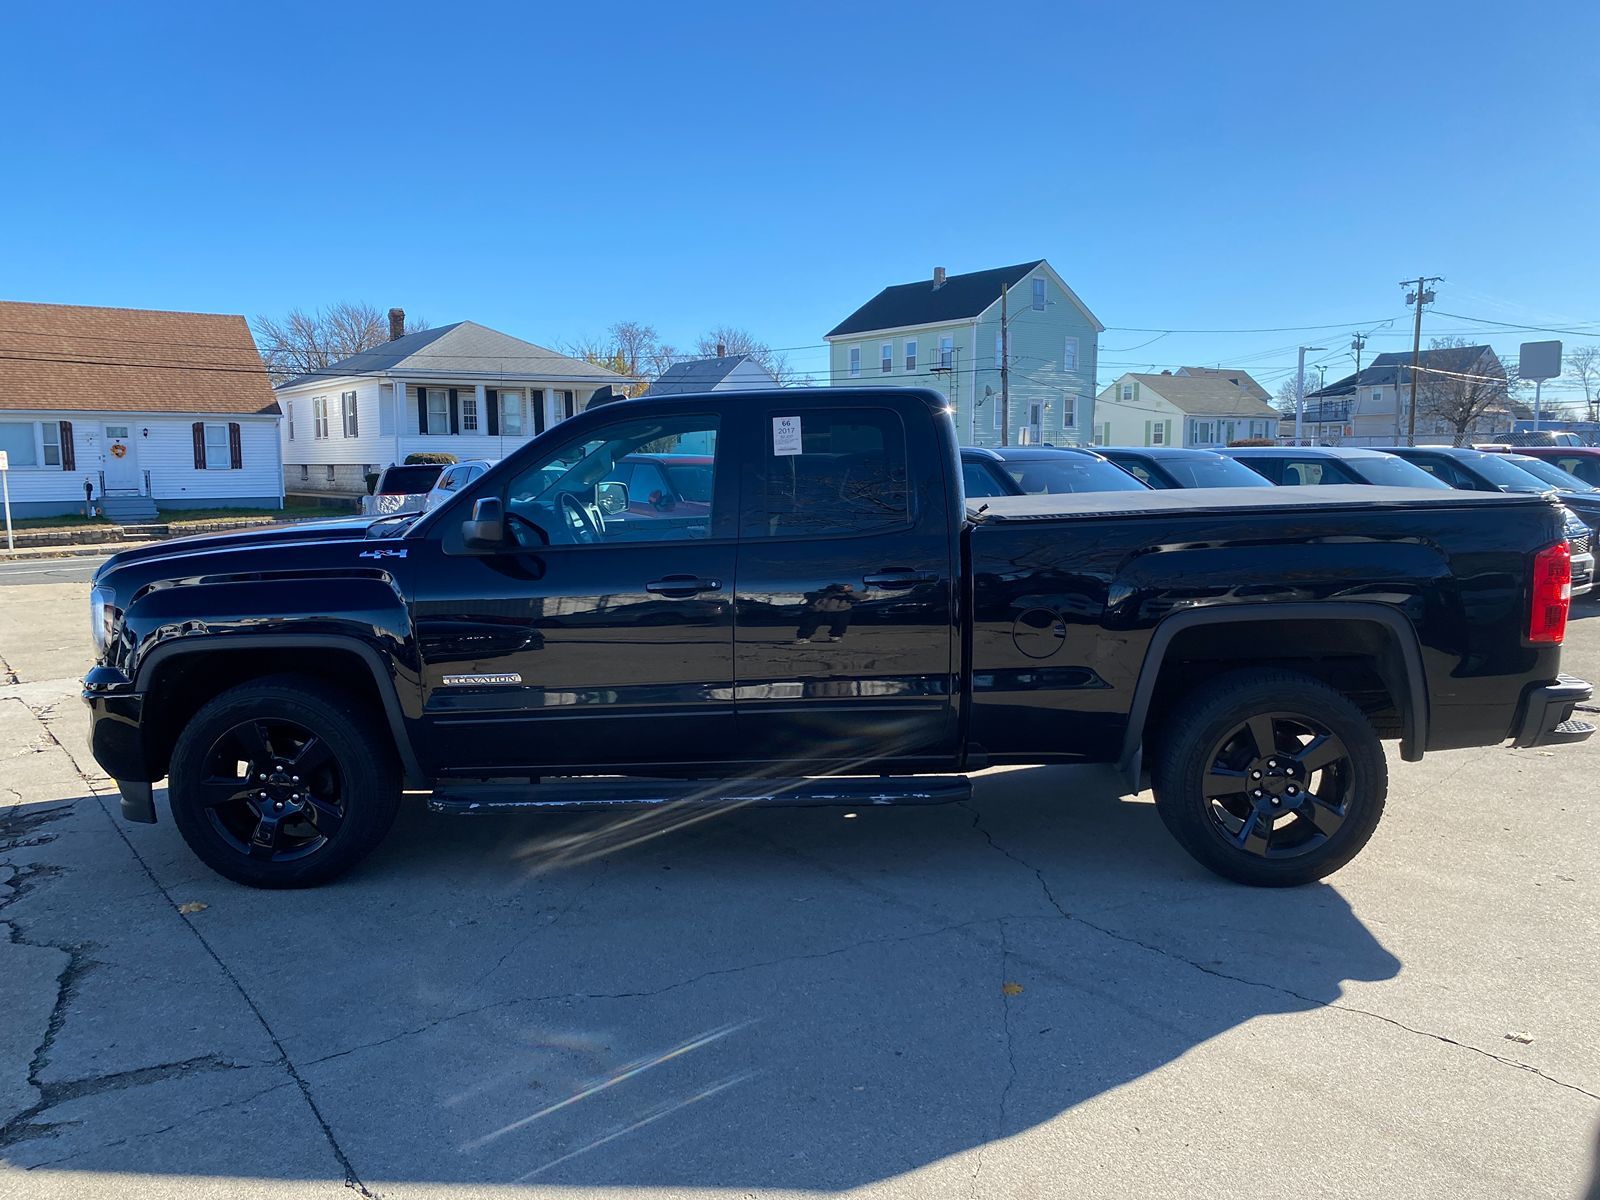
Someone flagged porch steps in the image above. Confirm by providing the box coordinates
[100,496,159,523]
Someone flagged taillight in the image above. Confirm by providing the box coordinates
[1529,540,1572,643]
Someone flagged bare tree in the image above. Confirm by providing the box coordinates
[1564,344,1600,422]
[694,325,793,384]
[1415,337,1510,445]
[1274,376,1309,416]
[560,321,673,396]
[253,302,428,383]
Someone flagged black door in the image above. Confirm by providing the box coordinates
[732,403,958,772]
[413,410,738,776]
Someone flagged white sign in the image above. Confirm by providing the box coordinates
[1520,340,1562,382]
[772,415,803,456]
[0,450,8,470]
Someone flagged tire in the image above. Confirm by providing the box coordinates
[1150,669,1387,887]
[167,675,401,888]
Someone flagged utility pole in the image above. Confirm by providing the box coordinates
[999,283,1010,447]
[1401,276,1442,446]
[1294,345,1324,444]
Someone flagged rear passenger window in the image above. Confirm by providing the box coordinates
[755,408,910,537]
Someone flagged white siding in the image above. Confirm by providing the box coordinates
[0,411,282,506]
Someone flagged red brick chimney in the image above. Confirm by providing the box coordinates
[716,341,727,358]
[388,308,406,341]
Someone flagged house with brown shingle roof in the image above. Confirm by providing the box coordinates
[1092,367,1279,448]
[0,300,281,520]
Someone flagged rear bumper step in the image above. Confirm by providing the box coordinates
[1512,674,1596,748]
[425,775,973,814]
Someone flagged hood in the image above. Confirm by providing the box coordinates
[96,516,405,576]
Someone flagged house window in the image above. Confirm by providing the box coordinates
[877,342,890,374]
[1195,421,1213,444]
[849,346,861,377]
[203,423,230,470]
[1151,423,1166,445]
[939,335,953,369]
[905,339,917,371]
[313,396,329,439]
[1063,336,1079,372]
[286,400,295,441]
[300,465,309,481]
[341,391,358,437]
[41,422,61,466]
[461,395,479,432]
[995,333,1003,369]
[325,465,336,482]
[1032,278,1046,310]
[0,421,39,467]
[1061,396,1076,427]
[426,389,448,433]
[1372,388,1384,403]
[501,391,523,436]
[1121,383,1133,402]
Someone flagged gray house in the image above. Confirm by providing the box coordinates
[644,353,779,396]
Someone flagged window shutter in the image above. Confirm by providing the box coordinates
[193,422,206,469]
[448,388,460,434]
[533,390,546,435]
[416,387,428,434]
[229,422,243,469]
[1133,381,1141,403]
[59,421,75,471]
[1143,420,1152,446]
[1163,420,1173,446]
[486,389,499,436]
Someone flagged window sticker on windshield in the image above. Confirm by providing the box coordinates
[772,415,802,456]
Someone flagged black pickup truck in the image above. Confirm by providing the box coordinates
[84,388,1593,889]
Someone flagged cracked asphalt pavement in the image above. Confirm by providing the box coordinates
[2,577,1599,1199]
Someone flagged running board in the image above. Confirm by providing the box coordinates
[425,775,973,814]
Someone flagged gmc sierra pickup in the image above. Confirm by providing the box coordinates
[83,388,1594,889]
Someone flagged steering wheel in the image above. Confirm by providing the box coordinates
[557,491,603,544]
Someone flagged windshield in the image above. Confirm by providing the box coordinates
[1002,455,1149,494]
[1503,456,1596,492]
[1357,457,1453,488]
[377,465,443,495]
[1157,456,1276,488]
[664,462,715,504]
[1454,453,1554,493]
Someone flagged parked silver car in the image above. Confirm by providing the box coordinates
[421,459,500,513]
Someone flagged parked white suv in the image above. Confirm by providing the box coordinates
[421,459,500,513]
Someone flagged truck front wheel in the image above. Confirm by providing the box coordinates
[167,676,401,888]
[1150,670,1387,887]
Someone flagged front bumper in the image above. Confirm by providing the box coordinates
[1512,673,1596,748]
[83,670,159,823]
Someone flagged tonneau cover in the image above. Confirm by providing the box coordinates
[968,484,1554,522]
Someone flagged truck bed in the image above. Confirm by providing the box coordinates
[967,484,1555,522]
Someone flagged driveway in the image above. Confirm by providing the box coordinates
[2,577,1598,1199]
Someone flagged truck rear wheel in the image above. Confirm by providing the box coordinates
[1150,669,1387,887]
[167,676,401,888]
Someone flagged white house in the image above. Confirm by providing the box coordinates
[825,260,1103,448]
[275,311,630,496]
[643,351,779,395]
[0,301,283,520]
[1094,367,1279,448]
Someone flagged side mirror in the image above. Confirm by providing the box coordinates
[462,497,507,550]
[596,480,629,516]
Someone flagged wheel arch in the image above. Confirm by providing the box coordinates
[135,635,425,787]
[1119,603,1428,786]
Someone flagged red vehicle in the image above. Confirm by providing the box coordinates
[601,453,714,522]
[1478,445,1600,488]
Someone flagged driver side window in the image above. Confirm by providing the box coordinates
[502,414,721,546]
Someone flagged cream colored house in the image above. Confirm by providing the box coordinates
[1093,367,1278,447]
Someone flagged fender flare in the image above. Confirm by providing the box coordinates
[1117,602,1428,784]
[135,633,426,787]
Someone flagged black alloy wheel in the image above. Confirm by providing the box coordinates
[196,717,347,862]
[1151,669,1387,887]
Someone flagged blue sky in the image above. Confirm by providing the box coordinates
[3,0,1598,398]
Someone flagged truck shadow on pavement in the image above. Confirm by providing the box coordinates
[14,765,1401,1191]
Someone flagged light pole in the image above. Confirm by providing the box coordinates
[1294,346,1325,445]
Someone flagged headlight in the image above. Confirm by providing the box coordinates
[89,585,118,655]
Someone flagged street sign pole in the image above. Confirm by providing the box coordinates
[0,450,12,553]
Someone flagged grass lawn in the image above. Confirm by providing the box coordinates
[157,503,349,525]
[10,513,113,530]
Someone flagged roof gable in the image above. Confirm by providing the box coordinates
[825,261,1046,339]
[645,353,780,395]
[1108,371,1280,418]
[0,300,280,415]
[278,320,627,388]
